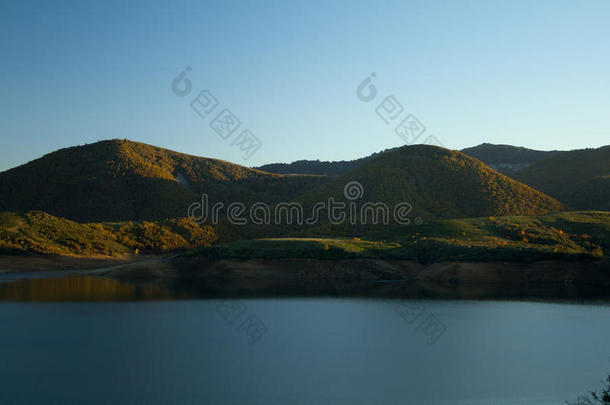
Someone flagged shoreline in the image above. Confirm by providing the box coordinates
[0,254,151,275]
[1,255,609,301]
[2,254,608,286]
[162,257,610,286]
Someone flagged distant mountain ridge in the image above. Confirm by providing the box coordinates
[460,143,559,174]
[255,148,398,176]
[255,143,559,176]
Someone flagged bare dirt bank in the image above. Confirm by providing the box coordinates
[2,254,609,287]
[0,255,149,274]
[97,256,610,286]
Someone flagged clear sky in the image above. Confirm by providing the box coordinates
[1,0,609,171]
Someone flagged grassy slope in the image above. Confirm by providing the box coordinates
[190,211,609,262]
[0,211,217,256]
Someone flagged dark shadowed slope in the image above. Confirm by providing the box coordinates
[460,143,559,174]
[254,148,399,176]
[514,145,610,210]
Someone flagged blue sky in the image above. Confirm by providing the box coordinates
[1,0,609,171]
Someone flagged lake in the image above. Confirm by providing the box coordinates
[0,274,609,404]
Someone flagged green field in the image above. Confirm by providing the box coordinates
[2,210,608,262]
[189,211,609,262]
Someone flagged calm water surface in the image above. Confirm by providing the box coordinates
[0,275,609,404]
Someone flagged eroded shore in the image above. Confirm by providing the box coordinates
[3,254,608,286]
[1,255,610,301]
[157,257,610,286]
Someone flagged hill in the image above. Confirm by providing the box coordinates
[293,145,563,232]
[460,143,558,174]
[0,139,327,222]
[514,145,610,210]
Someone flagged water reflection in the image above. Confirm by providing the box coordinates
[0,275,191,301]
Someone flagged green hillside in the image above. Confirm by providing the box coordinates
[514,145,610,210]
[0,211,217,256]
[295,145,563,227]
[561,175,610,211]
[0,139,327,222]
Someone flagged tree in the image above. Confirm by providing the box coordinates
[568,373,610,404]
